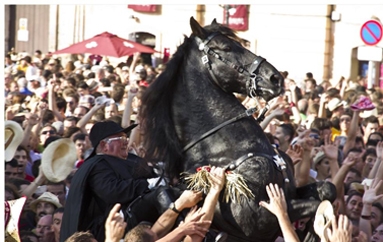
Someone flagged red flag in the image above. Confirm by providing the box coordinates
[128,5,157,13]
[223,5,249,31]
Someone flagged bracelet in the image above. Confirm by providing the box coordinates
[361,215,371,220]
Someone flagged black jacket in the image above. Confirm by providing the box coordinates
[60,153,152,242]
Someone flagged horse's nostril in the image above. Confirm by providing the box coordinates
[270,75,279,85]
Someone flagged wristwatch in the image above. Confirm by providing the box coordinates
[169,202,181,214]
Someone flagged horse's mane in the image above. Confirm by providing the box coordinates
[140,23,240,180]
[140,35,192,180]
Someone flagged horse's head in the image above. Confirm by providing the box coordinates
[190,17,284,102]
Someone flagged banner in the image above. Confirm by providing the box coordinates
[223,5,249,31]
[128,5,157,13]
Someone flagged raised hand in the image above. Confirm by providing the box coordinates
[26,113,39,126]
[177,218,210,238]
[177,190,204,211]
[286,144,303,165]
[259,183,288,219]
[129,142,146,158]
[105,203,127,242]
[297,130,315,152]
[327,215,352,242]
[322,134,339,161]
[363,179,383,205]
[342,153,357,167]
[207,167,226,192]
[183,206,204,224]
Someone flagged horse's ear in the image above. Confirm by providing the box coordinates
[211,18,218,25]
[190,16,207,39]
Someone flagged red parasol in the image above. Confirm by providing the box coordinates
[53,31,156,57]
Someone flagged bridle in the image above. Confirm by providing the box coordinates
[195,33,266,98]
[183,32,289,183]
[184,32,270,154]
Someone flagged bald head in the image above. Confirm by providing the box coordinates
[297,99,308,113]
[36,215,53,241]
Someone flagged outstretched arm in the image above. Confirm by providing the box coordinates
[184,167,226,242]
[151,190,203,239]
[76,102,105,131]
[342,110,360,155]
[121,86,138,128]
[369,141,383,181]
[359,179,383,240]
[259,183,299,242]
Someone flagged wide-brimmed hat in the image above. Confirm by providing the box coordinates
[314,200,334,242]
[327,98,343,112]
[359,108,378,119]
[95,96,114,106]
[350,182,365,194]
[79,95,95,106]
[5,120,24,162]
[29,192,62,213]
[5,196,27,242]
[89,121,138,149]
[41,138,77,182]
[313,151,326,166]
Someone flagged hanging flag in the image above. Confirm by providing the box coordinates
[128,5,158,13]
[223,5,249,31]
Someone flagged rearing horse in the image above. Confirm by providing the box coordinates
[139,17,336,242]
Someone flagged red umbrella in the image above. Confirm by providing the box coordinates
[53,31,156,57]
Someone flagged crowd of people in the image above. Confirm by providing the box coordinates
[3,47,383,242]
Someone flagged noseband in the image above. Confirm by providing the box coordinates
[194,33,266,97]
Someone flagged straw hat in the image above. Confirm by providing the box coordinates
[95,96,114,106]
[313,151,326,166]
[5,120,24,162]
[350,182,365,194]
[41,138,77,182]
[314,200,334,242]
[29,192,62,213]
[359,108,378,119]
[327,98,343,112]
[5,197,27,242]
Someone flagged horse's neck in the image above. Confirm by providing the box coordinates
[172,65,273,164]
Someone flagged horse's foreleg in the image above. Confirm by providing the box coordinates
[295,181,337,202]
[288,199,321,222]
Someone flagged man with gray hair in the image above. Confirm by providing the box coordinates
[17,77,33,96]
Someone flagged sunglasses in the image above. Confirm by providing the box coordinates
[41,130,56,135]
[104,136,128,143]
[309,134,320,140]
[340,118,351,122]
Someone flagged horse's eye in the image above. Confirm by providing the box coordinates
[223,46,231,52]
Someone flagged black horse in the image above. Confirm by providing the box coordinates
[138,17,336,242]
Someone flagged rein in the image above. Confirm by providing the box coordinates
[182,107,257,153]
